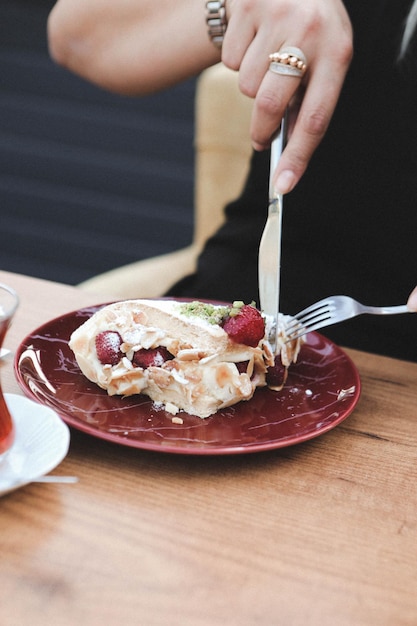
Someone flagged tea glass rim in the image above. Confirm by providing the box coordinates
[0,283,19,321]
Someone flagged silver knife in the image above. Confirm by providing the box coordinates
[258,111,288,353]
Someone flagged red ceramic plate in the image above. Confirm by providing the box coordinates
[14,304,361,455]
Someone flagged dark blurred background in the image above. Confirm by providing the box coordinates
[0,0,196,284]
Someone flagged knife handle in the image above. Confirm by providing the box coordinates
[269,110,288,200]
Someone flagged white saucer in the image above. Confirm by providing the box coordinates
[0,393,70,496]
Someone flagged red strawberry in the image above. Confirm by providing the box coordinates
[222,304,265,347]
[132,346,173,369]
[95,330,123,365]
[266,356,287,389]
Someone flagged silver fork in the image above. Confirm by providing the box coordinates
[285,295,411,341]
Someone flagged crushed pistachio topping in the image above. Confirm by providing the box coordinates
[228,300,257,317]
[178,300,260,325]
[178,301,230,325]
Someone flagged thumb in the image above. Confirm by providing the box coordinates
[407,286,417,311]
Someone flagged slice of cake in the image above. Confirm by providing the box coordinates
[69,299,301,418]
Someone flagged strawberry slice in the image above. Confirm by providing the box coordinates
[95,330,123,365]
[132,347,173,369]
[222,304,265,347]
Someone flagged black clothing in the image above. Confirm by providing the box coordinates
[166,149,269,304]
[167,0,417,362]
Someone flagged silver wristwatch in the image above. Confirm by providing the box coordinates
[205,0,227,48]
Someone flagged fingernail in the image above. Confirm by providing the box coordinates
[252,141,268,152]
[275,170,297,195]
[407,286,417,311]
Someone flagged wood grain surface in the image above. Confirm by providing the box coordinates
[1,270,416,626]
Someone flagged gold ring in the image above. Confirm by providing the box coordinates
[269,46,307,78]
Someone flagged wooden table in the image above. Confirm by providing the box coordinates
[1,269,416,626]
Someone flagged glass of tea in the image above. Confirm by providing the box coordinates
[0,283,19,460]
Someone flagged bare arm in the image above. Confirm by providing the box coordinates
[48,0,220,95]
[48,0,353,193]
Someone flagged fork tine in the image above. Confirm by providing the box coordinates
[289,299,333,321]
[284,300,334,333]
[293,298,331,318]
[285,322,321,342]
[286,315,335,341]
[285,300,337,342]
[285,315,328,338]
[302,309,334,327]
[293,306,334,327]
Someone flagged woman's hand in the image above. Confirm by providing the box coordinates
[222,0,353,194]
[407,286,417,311]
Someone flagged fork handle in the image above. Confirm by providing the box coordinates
[365,305,410,315]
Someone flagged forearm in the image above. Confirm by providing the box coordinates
[48,0,220,95]
[48,0,353,195]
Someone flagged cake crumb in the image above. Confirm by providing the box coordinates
[165,401,179,415]
[172,416,184,425]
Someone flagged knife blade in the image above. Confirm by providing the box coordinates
[258,112,288,353]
